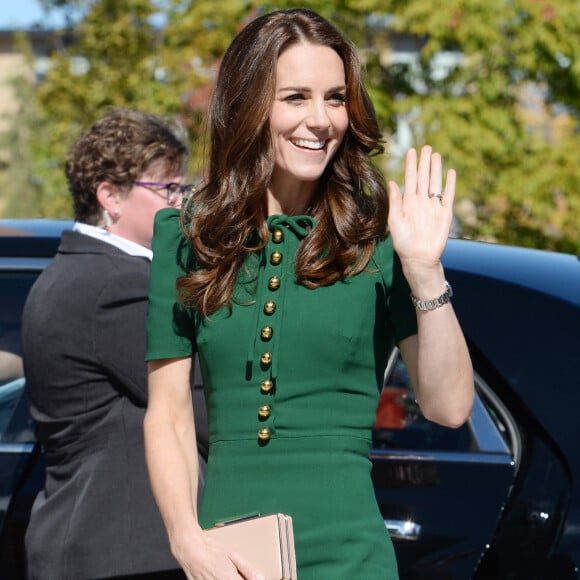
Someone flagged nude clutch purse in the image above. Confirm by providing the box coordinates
[205,513,297,579]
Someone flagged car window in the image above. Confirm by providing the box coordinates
[0,271,39,441]
[373,349,511,453]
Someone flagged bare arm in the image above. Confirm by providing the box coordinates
[398,312,473,427]
[145,358,199,538]
[0,351,23,382]
[145,357,263,580]
[389,146,474,427]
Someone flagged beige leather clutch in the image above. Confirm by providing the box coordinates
[205,513,297,579]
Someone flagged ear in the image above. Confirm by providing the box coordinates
[95,182,121,220]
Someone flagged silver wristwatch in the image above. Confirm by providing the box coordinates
[411,281,453,311]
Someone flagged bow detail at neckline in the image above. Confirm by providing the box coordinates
[268,214,315,239]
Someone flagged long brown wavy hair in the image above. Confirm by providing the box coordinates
[178,8,388,317]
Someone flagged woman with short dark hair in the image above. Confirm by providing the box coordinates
[23,108,206,580]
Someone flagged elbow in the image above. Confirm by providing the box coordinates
[419,383,475,428]
[423,404,473,429]
[432,407,472,429]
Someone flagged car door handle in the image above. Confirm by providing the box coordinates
[384,519,421,540]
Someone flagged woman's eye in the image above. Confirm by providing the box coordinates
[328,93,346,104]
[284,93,306,102]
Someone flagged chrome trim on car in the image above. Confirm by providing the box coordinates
[370,448,514,464]
[0,257,52,270]
[469,390,511,454]
[385,519,421,541]
[474,370,522,471]
[0,443,35,454]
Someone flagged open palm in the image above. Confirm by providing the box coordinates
[387,146,456,270]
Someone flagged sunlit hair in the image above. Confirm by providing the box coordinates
[66,108,189,224]
[179,8,387,316]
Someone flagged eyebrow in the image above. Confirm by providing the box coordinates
[277,85,347,93]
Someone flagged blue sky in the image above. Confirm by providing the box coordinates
[0,0,65,29]
[0,1,167,29]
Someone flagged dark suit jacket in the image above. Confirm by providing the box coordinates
[22,231,208,580]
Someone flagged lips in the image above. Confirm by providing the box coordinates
[291,138,326,150]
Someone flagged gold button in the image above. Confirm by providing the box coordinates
[261,379,274,393]
[260,352,272,366]
[270,251,283,265]
[258,427,271,441]
[261,326,273,341]
[268,276,281,290]
[272,229,284,243]
[264,301,276,315]
[258,405,271,418]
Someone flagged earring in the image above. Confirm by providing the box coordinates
[113,209,119,217]
[101,210,113,229]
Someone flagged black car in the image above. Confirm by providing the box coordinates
[0,219,579,579]
[0,219,73,576]
[374,240,580,579]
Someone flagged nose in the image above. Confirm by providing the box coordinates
[305,99,331,130]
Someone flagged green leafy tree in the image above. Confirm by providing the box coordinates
[2,0,579,252]
[0,33,55,217]
[378,0,580,252]
[2,0,169,217]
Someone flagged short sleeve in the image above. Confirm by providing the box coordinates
[372,236,418,344]
[146,208,196,361]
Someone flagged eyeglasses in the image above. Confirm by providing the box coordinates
[133,181,195,206]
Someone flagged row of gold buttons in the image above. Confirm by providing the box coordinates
[257,227,285,442]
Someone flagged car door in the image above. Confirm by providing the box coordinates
[0,264,46,576]
[372,348,518,579]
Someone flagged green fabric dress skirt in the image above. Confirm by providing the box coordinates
[147,209,417,579]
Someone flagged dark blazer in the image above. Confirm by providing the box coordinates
[22,231,208,580]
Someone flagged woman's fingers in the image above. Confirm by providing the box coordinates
[403,145,444,198]
[417,145,432,196]
[442,169,456,207]
[230,551,265,580]
[404,147,418,197]
[428,152,443,198]
[396,145,453,215]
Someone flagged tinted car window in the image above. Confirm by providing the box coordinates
[374,349,474,452]
[0,272,39,442]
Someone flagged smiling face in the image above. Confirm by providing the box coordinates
[268,42,349,209]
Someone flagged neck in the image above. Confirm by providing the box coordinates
[266,181,317,217]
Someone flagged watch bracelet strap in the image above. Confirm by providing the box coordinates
[411,281,453,311]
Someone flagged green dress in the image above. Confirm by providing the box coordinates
[146,208,417,579]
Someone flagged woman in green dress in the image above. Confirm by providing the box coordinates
[144,8,474,580]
